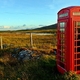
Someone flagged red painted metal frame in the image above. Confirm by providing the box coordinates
[57,6,80,74]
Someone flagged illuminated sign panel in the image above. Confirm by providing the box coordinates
[73,12,80,16]
[59,13,68,18]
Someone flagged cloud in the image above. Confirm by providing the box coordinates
[23,24,26,27]
[3,26,10,29]
[0,24,46,31]
[39,25,43,26]
[0,26,11,31]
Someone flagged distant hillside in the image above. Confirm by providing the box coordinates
[14,23,57,33]
[34,23,57,30]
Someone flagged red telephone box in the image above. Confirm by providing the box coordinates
[57,6,80,74]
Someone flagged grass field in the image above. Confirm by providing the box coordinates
[0,30,80,80]
[0,31,57,49]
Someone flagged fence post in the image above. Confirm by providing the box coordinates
[30,33,33,48]
[0,36,3,49]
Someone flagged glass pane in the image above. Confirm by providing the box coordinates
[60,22,66,32]
[77,60,80,64]
[76,22,80,27]
[59,62,65,68]
[77,28,80,33]
[77,35,80,40]
[77,54,80,58]
[60,22,65,27]
[77,47,80,52]
[60,28,65,31]
[61,52,65,57]
[61,57,65,62]
[61,34,65,38]
[77,41,80,47]
[61,40,65,44]
[77,66,80,70]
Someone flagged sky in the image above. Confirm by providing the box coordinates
[0,0,80,30]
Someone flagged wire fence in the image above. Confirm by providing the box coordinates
[0,33,57,49]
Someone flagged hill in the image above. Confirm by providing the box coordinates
[34,23,57,30]
[13,23,57,33]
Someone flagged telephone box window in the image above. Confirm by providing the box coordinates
[77,28,80,33]
[60,22,65,32]
[77,35,80,40]
[76,22,80,27]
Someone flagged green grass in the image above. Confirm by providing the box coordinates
[0,52,57,80]
[0,49,79,80]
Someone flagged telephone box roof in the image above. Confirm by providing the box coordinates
[58,6,80,13]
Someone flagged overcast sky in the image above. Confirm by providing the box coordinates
[0,0,80,30]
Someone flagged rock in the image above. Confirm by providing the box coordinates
[17,50,33,61]
[12,48,42,61]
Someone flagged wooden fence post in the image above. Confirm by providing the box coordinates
[30,33,33,48]
[0,36,3,49]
